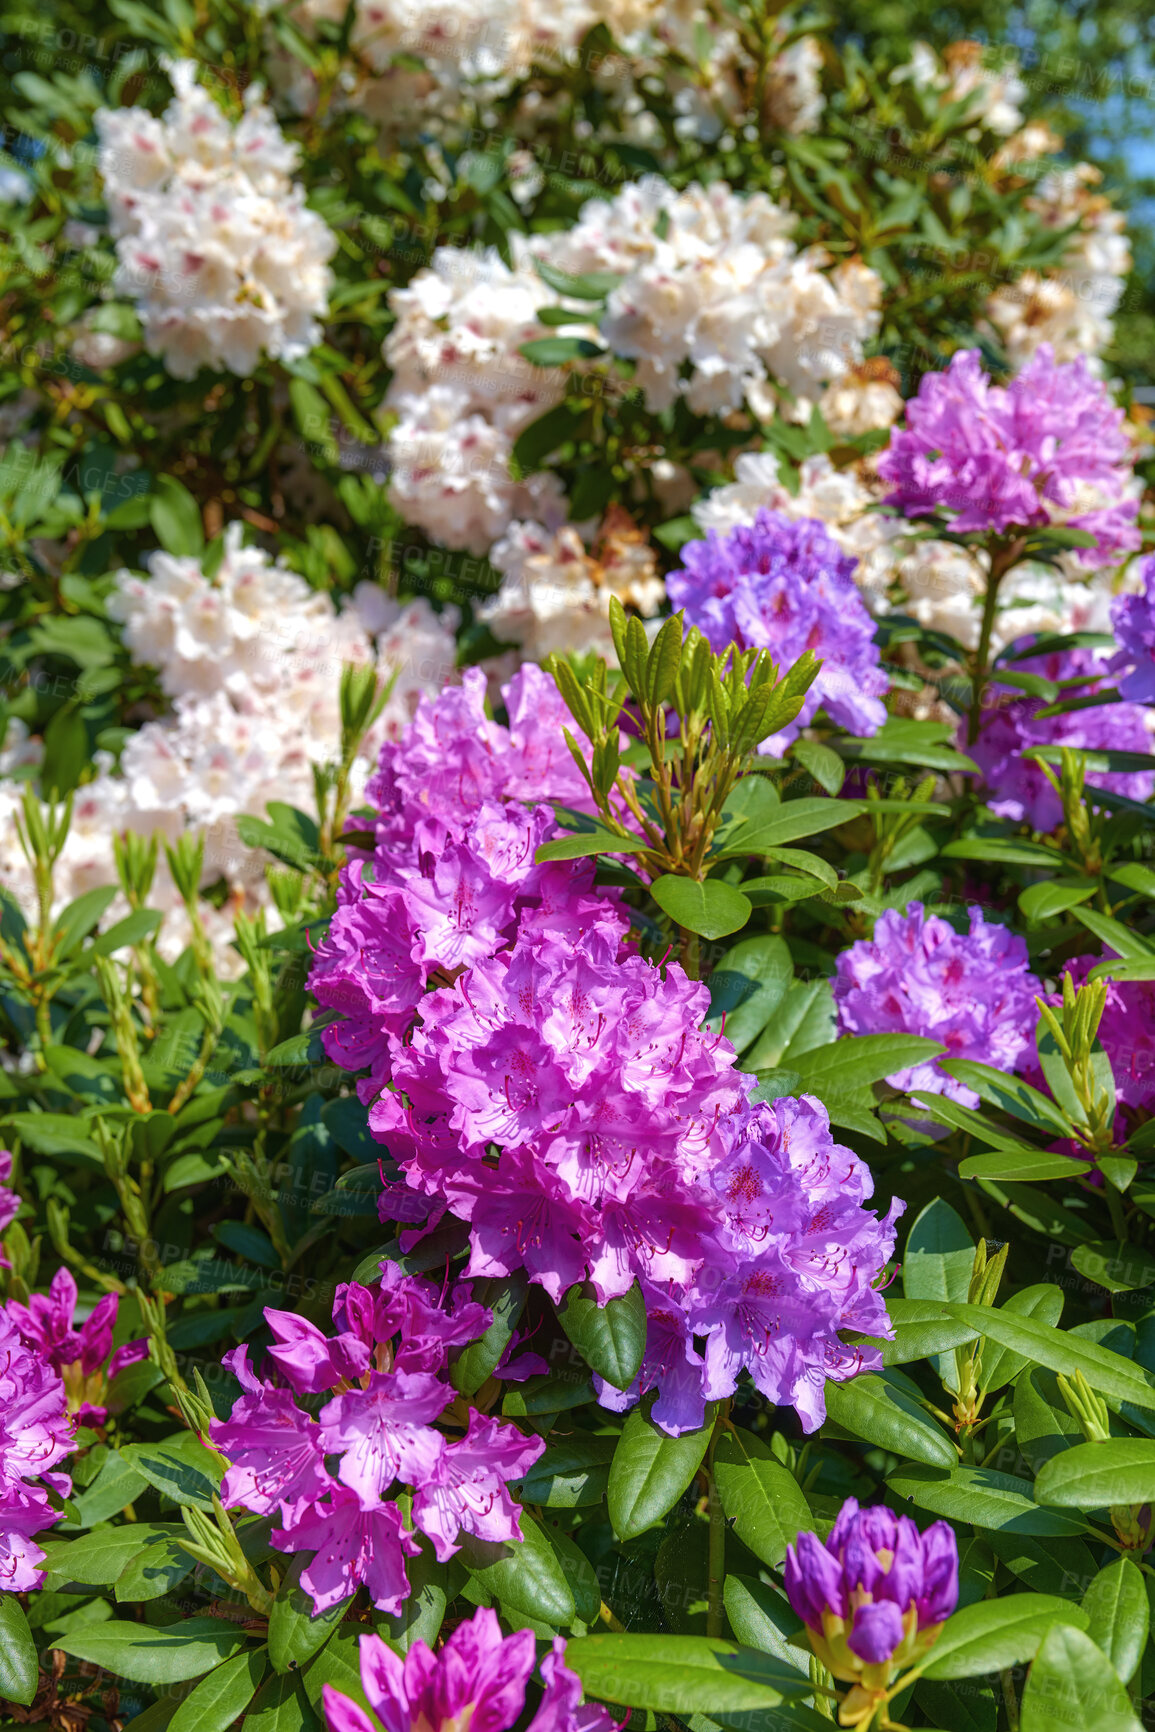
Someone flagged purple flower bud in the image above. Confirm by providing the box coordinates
[785,1498,959,1686]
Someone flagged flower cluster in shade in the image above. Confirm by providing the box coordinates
[0,1245,145,1590]
[321,1610,611,1732]
[95,61,335,379]
[311,680,903,1436]
[833,902,1041,1106]
[785,1498,958,1691]
[211,1267,544,1616]
[968,642,1154,831]
[1111,555,1155,705]
[667,509,889,751]
[878,345,1140,563]
[0,526,458,973]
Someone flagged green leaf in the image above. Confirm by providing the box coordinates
[118,1432,223,1511]
[713,1426,812,1566]
[868,1297,982,1368]
[518,336,605,365]
[607,1402,716,1540]
[149,475,204,557]
[902,1199,974,1394]
[1019,877,1099,921]
[921,1596,1090,1681]
[513,1432,618,1508]
[1081,1558,1149,1684]
[721,797,863,852]
[958,1149,1092,1182]
[822,1373,958,1468]
[510,402,585,475]
[245,1670,320,1732]
[833,716,978,774]
[1033,1439,1155,1509]
[458,1513,576,1628]
[302,1630,373,1714]
[54,1619,249,1684]
[1020,1623,1142,1732]
[1070,1240,1155,1295]
[790,739,845,794]
[887,1463,1090,1536]
[289,377,339,466]
[0,1593,38,1706]
[650,875,752,939]
[168,1649,268,1732]
[532,259,623,299]
[939,1062,1073,1137]
[40,1522,178,1590]
[558,1280,646,1392]
[979,1284,1065,1393]
[70,1449,150,1524]
[1072,906,1155,960]
[449,1272,528,1398]
[114,1532,196,1604]
[705,934,793,1052]
[562,1634,815,1712]
[268,1554,349,1673]
[941,1304,1155,1411]
[535,827,648,862]
[792,1033,945,1096]
[722,1575,809,1677]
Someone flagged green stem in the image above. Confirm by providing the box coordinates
[1001,1664,1021,1732]
[966,538,1024,746]
[705,1403,729,1639]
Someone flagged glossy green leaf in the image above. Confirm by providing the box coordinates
[607,1403,715,1540]
[1033,1439,1155,1509]
[562,1635,817,1711]
[168,1649,268,1732]
[1020,1623,1142,1732]
[558,1280,646,1392]
[941,1303,1155,1411]
[888,1463,1090,1536]
[1081,1557,1149,1684]
[513,1432,617,1508]
[823,1373,958,1467]
[705,934,793,1051]
[921,1595,1090,1680]
[650,874,752,938]
[54,1619,250,1684]
[713,1426,813,1565]
[978,1284,1064,1393]
[268,1554,350,1673]
[0,1593,38,1706]
[118,1433,224,1510]
[458,1512,575,1627]
[449,1272,528,1398]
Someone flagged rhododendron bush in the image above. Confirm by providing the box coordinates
[2,4,1155,1731]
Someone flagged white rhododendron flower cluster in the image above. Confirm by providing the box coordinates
[892,40,1026,135]
[95,62,336,379]
[0,530,458,965]
[985,164,1132,366]
[482,509,666,658]
[385,178,885,552]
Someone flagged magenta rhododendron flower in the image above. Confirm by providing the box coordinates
[785,1498,958,1687]
[211,1266,544,1615]
[834,901,1040,1104]
[321,1610,612,1732]
[6,1266,148,1424]
[1111,555,1155,704]
[667,511,888,749]
[0,1309,75,1590]
[879,345,1139,561]
[968,644,1154,830]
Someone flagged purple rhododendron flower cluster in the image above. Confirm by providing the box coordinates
[359,927,900,1433]
[785,1498,958,1682]
[666,510,889,750]
[878,345,1140,562]
[834,902,1041,1105]
[6,1267,148,1426]
[321,1609,612,1732]
[310,664,627,1089]
[0,1309,74,1591]
[211,1264,545,1615]
[969,644,1154,830]
[1111,555,1155,705]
